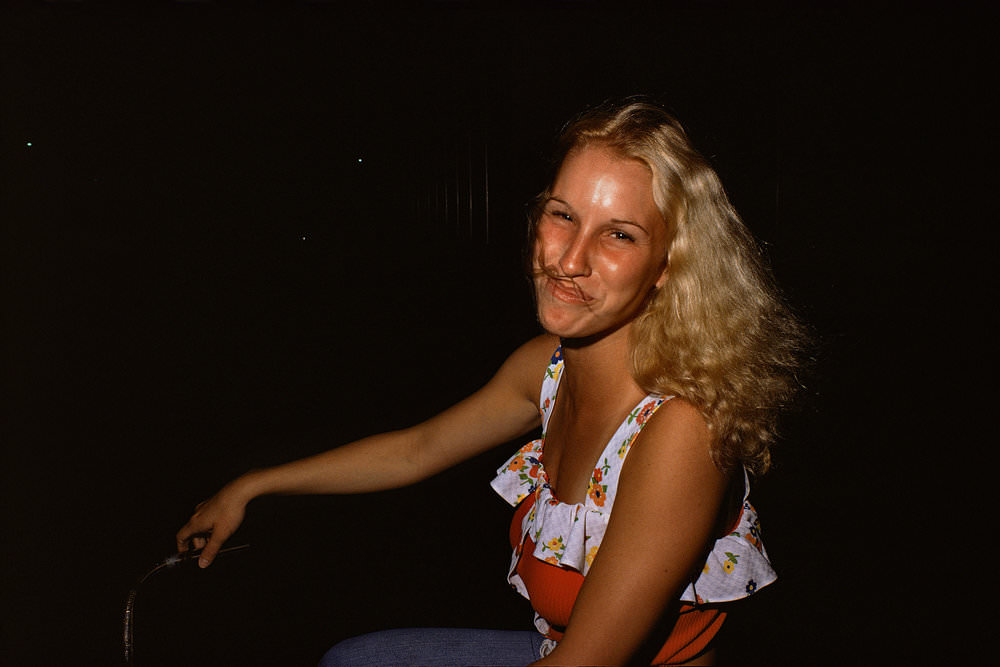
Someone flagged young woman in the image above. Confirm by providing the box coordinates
[176,100,807,666]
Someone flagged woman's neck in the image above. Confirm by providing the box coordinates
[559,325,644,407]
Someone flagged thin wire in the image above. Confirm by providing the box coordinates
[123,544,250,665]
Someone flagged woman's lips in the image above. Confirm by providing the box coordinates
[546,277,592,304]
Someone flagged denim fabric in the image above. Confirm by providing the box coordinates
[317,627,547,667]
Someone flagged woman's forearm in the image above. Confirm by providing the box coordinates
[237,428,428,500]
[176,428,429,567]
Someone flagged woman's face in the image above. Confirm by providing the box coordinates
[533,146,669,341]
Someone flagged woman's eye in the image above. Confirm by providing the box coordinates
[610,230,635,242]
[548,209,572,221]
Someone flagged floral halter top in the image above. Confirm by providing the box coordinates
[491,346,776,634]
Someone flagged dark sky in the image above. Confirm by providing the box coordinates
[1,2,989,665]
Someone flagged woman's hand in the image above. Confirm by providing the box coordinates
[175,475,255,568]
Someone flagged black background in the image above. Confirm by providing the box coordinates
[2,1,990,665]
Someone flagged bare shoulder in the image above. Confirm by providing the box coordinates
[628,398,719,479]
[493,333,560,400]
[642,398,712,445]
[508,332,561,366]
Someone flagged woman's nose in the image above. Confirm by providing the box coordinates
[558,231,592,277]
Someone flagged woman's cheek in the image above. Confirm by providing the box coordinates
[602,256,622,276]
[536,221,571,259]
[534,242,554,273]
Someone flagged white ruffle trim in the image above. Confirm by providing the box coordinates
[493,453,776,606]
[525,485,607,574]
[679,472,777,603]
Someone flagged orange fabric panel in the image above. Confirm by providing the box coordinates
[516,533,584,630]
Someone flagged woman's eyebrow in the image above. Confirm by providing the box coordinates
[610,218,646,231]
[543,196,580,218]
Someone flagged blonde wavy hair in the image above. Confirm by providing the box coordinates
[530,100,808,475]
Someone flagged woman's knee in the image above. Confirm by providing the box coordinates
[317,631,380,667]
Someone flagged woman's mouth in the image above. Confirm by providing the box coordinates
[546,277,592,304]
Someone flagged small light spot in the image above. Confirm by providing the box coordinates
[357,158,363,163]
[26,142,32,147]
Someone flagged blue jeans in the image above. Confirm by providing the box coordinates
[317,627,548,667]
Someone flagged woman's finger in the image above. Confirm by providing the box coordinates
[196,524,233,568]
[176,514,209,552]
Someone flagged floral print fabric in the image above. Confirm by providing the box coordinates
[490,345,777,633]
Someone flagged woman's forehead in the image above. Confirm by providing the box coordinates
[551,148,658,217]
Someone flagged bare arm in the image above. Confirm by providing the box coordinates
[532,399,731,666]
[176,334,558,567]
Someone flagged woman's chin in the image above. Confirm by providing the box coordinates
[538,311,597,341]
[539,319,580,340]
[538,311,635,346]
